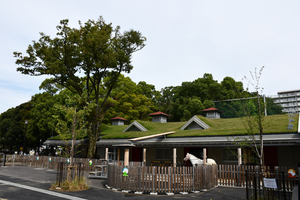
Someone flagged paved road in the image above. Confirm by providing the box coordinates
[0,166,246,200]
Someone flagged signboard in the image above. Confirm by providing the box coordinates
[122,167,128,177]
[263,178,277,189]
[288,169,296,178]
[89,160,92,166]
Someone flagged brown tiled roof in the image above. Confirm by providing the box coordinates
[110,117,127,121]
[148,111,170,117]
[202,107,220,112]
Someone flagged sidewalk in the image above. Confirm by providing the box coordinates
[0,166,247,200]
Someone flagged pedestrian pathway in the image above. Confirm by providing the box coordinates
[0,166,247,200]
[0,179,87,200]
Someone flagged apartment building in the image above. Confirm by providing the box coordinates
[272,89,300,113]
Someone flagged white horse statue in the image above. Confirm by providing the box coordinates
[184,153,217,166]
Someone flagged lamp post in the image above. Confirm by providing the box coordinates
[23,120,28,154]
[39,139,42,154]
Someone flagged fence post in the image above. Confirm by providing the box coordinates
[203,166,207,191]
[2,154,5,166]
[246,169,249,200]
[282,171,287,200]
[152,166,156,193]
[237,165,241,187]
[254,168,257,200]
[193,166,195,192]
[275,166,281,198]
[298,167,300,200]
[256,166,260,200]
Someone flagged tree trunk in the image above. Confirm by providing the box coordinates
[257,92,264,167]
[87,127,99,158]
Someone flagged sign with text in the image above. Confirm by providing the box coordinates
[263,178,277,189]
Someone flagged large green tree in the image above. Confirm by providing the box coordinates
[0,102,31,153]
[14,17,146,157]
[159,73,248,121]
[103,75,157,123]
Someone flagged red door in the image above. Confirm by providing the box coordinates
[132,147,142,162]
[264,146,278,168]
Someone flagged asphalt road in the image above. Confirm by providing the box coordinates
[0,166,247,200]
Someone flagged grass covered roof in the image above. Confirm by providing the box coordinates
[99,114,298,139]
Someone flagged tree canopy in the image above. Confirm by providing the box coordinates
[13,17,146,157]
[2,17,282,156]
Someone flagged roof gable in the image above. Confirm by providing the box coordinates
[110,116,127,121]
[149,111,170,117]
[202,107,220,112]
[122,120,148,132]
[180,115,210,130]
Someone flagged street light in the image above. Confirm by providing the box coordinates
[39,139,42,154]
[23,120,28,154]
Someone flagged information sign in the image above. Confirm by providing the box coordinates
[122,167,128,177]
[263,178,277,189]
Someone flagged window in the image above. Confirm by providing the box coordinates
[155,149,172,160]
[223,149,237,162]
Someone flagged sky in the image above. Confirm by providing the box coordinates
[1,0,300,114]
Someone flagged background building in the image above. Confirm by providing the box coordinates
[272,89,300,113]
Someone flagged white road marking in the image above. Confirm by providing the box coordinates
[0,180,87,200]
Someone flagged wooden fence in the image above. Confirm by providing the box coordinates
[3,154,107,172]
[107,164,218,194]
[218,164,299,192]
[2,155,298,197]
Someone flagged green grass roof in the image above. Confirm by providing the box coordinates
[100,114,299,139]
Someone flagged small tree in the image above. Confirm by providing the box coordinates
[51,97,92,190]
[244,66,265,167]
[53,96,93,166]
[227,67,265,166]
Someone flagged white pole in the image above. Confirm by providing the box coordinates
[143,148,146,164]
[238,148,242,165]
[105,148,108,161]
[203,148,207,166]
[124,149,129,166]
[173,148,176,167]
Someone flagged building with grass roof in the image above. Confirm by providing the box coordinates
[44,113,300,167]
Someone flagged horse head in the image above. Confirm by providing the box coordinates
[183,153,190,161]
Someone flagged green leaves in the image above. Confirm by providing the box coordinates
[14,16,146,157]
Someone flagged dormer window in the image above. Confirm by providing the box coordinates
[202,107,221,119]
[122,121,148,132]
[110,117,127,126]
[180,115,210,130]
[148,112,170,123]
